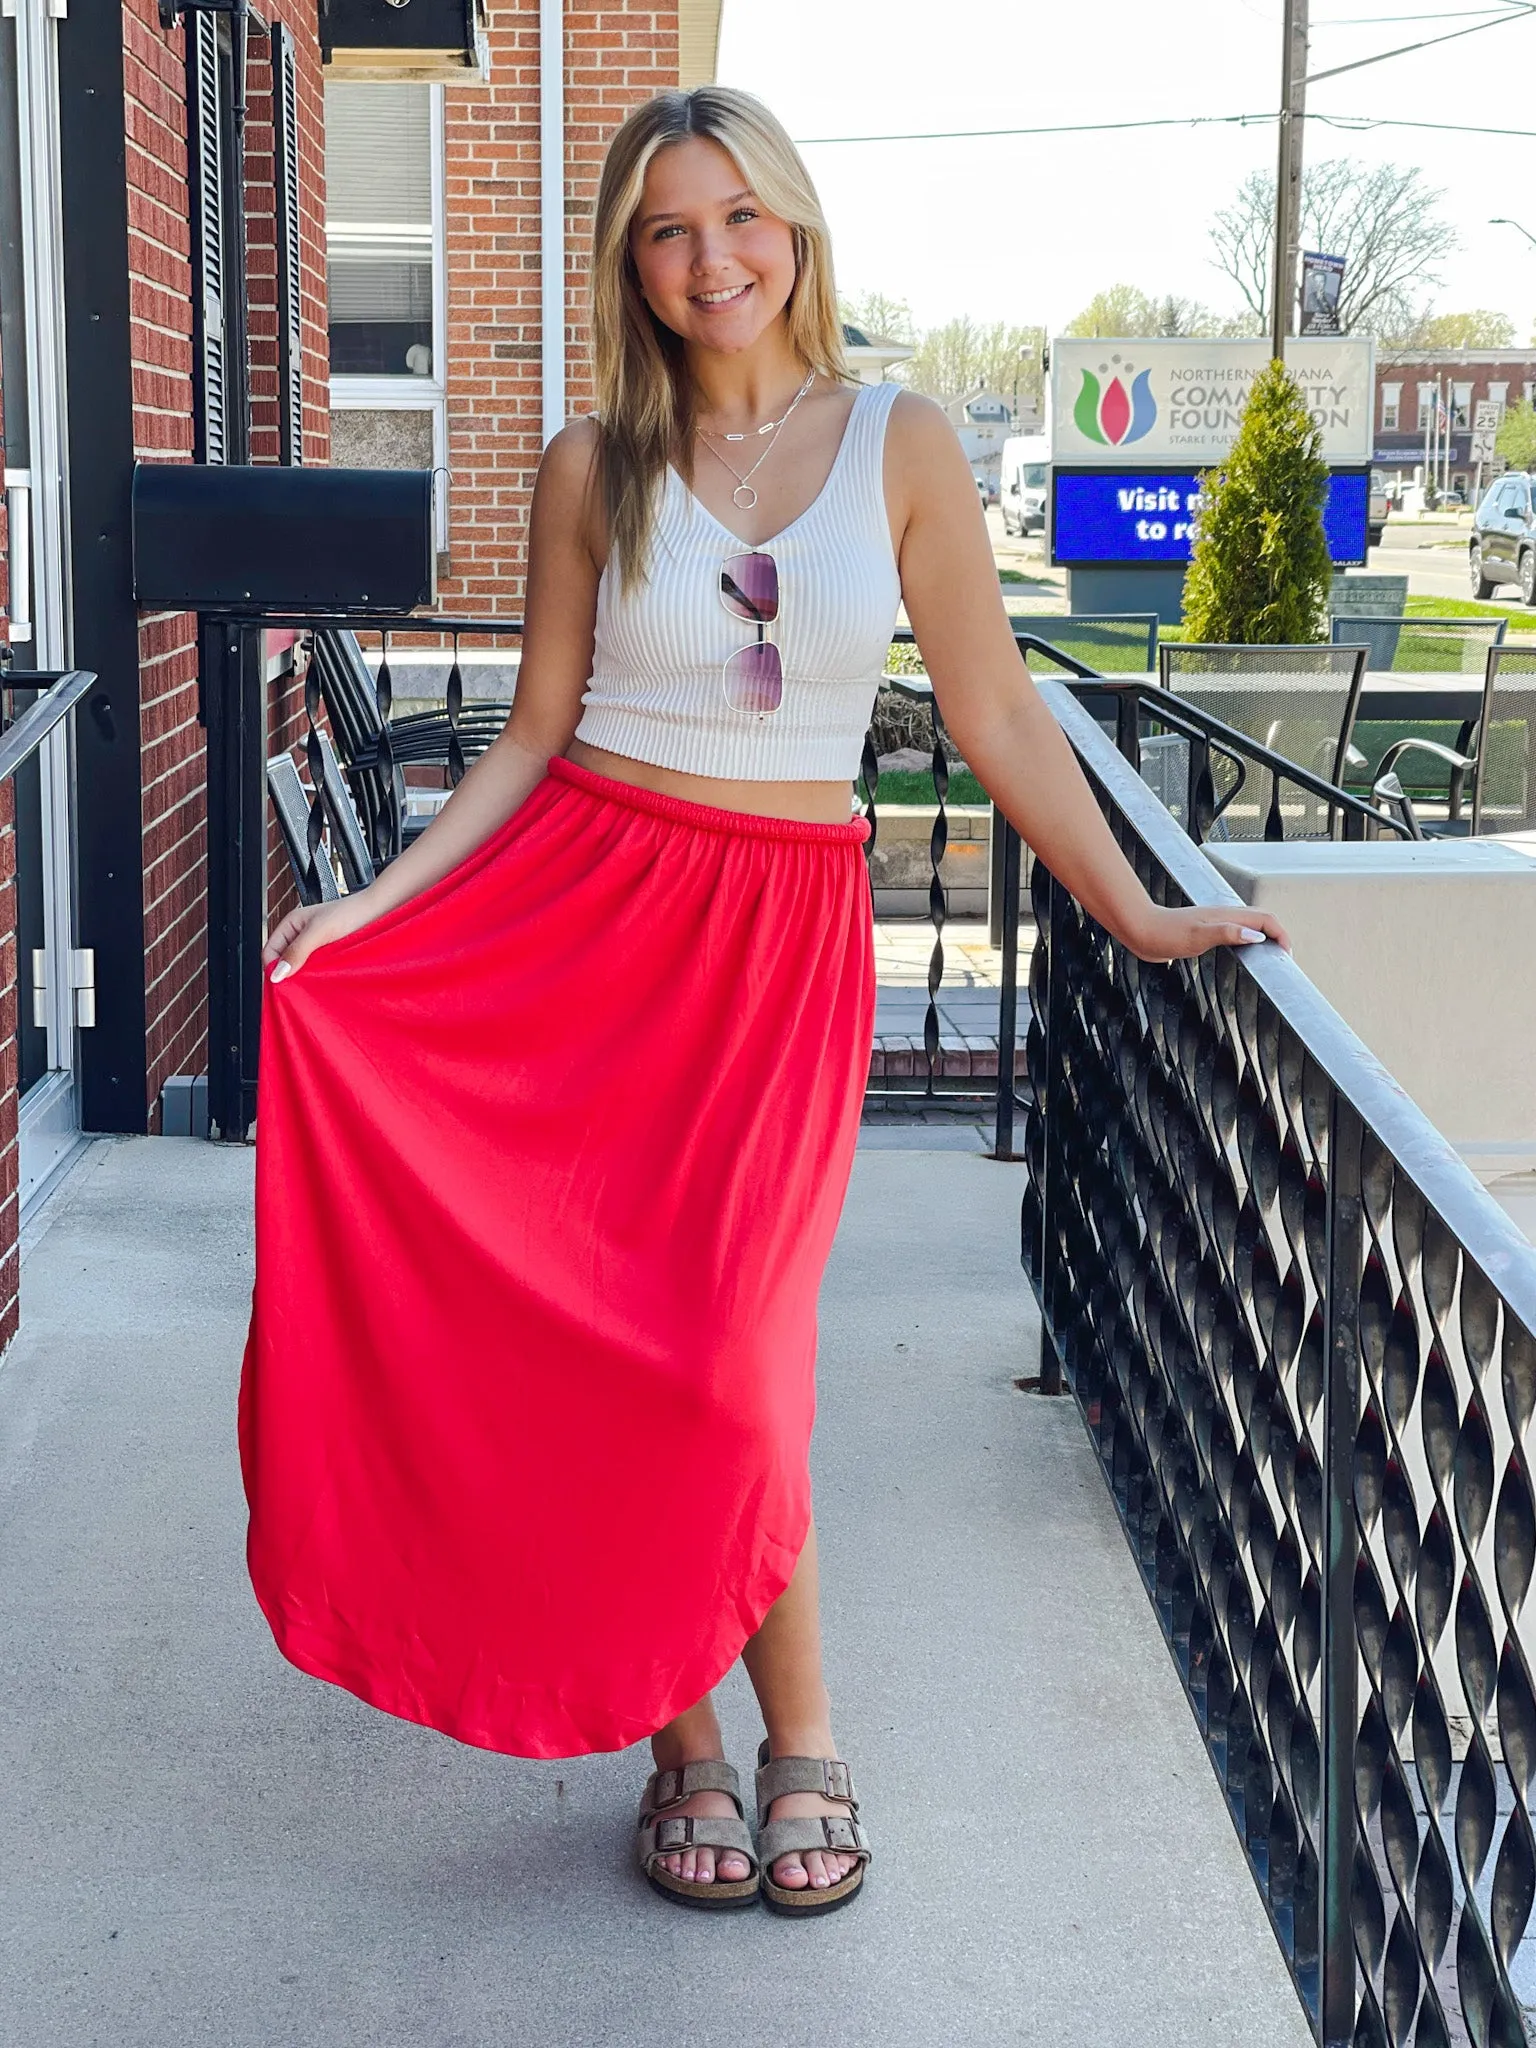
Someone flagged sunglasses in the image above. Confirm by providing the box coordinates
[720,551,781,717]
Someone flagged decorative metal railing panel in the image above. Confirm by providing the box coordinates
[1024,682,1536,2048]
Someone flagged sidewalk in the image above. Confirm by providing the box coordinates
[0,1137,1312,2048]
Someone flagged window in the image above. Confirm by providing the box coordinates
[326,83,435,375]
[1488,382,1509,411]
[325,81,447,544]
[1417,383,1437,428]
[1525,381,1535,407]
[1451,382,1473,428]
[1380,383,1401,430]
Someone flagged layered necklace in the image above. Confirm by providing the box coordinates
[695,366,816,510]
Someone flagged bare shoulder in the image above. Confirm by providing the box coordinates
[886,389,972,479]
[537,416,602,498]
[532,417,606,564]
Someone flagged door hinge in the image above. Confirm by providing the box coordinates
[33,948,96,1028]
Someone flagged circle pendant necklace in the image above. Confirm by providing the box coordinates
[697,366,816,511]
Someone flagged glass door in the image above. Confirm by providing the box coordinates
[1,0,84,1208]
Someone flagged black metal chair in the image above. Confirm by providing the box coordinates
[1158,641,1370,839]
[1371,645,1536,838]
[268,751,341,906]
[1010,613,1159,675]
[1328,611,1507,674]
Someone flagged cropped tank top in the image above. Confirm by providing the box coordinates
[574,379,903,782]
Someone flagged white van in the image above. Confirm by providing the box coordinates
[1000,433,1049,537]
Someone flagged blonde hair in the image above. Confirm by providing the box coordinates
[590,87,848,588]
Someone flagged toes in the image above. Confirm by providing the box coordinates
[803,1851,832,1890]
[773,1854,809,1890]
[719,1853,749,1881]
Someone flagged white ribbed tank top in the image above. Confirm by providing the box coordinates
[574,380,903,782]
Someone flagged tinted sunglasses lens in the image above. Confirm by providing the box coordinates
[723,640,783,715]
[720,551,779,624]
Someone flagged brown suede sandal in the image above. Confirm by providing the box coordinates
[755,1739,871,1917]
[637,1760,761,1910]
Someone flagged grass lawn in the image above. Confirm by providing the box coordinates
[862,768,990,806]
[1403,593,1536,628]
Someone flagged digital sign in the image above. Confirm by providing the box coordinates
[1051,467,1369,567]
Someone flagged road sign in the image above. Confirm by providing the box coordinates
[1474,399,1504,432]
[1471,428,1499,461]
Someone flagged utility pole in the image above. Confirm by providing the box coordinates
[1271,0,1309,362]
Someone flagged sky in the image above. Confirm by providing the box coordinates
[715,0,1536,340]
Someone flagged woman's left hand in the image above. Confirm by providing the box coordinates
[1127,903,1291,963]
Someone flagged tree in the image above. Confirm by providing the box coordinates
[1387,308,1517,349]
[838,291,916,345]
[1497,401,1536,471]
[900,317,1047,414]
[1064,284,1226,339]
[1209,158,1458,337]
[1183,361,1332,645]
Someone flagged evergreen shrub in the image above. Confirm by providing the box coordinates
[1183,359,1332,644]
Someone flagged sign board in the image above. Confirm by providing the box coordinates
[1471,429,1499,462]
[1299,252,1346,336]
[1475,399,1505,432]
[1049,336,1375,467]
[1051,467,1370,568]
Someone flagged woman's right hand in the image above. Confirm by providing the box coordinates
[263,891,381,982]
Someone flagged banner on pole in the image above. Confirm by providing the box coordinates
[1299,252,1346,336]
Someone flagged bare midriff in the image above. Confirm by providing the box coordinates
[564,738,856,824]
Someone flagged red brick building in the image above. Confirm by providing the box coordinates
[1373,347,1536,499]
[0,0,707,1352]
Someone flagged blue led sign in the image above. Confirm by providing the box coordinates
[1051,468,1369,567]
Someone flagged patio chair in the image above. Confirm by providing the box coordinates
[268,751,341,906]
[1333,614,1510,806]
[1158,641,1370,840]
[1012,613,1158,675]
[1371,645,1536,839]
[1328,612,1507,674]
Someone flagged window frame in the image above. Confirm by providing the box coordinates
[327,82,448,548]
[1380,382,1401,430]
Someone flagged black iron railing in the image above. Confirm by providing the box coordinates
[861,636,1410,1149]
[1022,680,1536,2047]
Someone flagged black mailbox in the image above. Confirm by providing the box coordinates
[132,463,435,614]
[320,0,486,76]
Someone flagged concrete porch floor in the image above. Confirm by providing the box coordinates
[0,1136,1312,2048]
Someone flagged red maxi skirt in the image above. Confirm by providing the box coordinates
[239,757,875,1759]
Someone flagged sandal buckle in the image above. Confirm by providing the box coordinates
[653,1815,693,1851]
[651,1768,684,1809]
[823,1760,854,1803]
[820,1814,860,1852]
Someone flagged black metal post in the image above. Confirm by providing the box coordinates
[1319,1090,1363,2045]
[1036,869,1065,1395]
[991,818,1022,1161]
[204,620,264,1140]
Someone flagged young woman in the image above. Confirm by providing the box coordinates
[246,86,1285,1919]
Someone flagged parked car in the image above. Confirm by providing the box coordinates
[1470,472,1536,604]
[1000,433,1049,537]
[1368,470,1389,550]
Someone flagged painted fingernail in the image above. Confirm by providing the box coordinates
[270,960,294,982]
[1239,928,1266,944]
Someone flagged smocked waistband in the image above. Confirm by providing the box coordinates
[547,756,871,845]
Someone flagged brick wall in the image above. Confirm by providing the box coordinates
[123,0,330,1124]
[436,3,680,613]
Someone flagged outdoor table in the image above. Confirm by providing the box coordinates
[1203,835,1536,1176]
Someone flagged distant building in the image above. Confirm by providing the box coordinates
[941,389,1022,499]
[1372,348,1536,497]
[841,324,914,386]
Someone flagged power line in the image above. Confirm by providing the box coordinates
[794,111,1536,146]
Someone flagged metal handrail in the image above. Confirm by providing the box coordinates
[1025,677,1536,2042]
[0,669,97,782]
